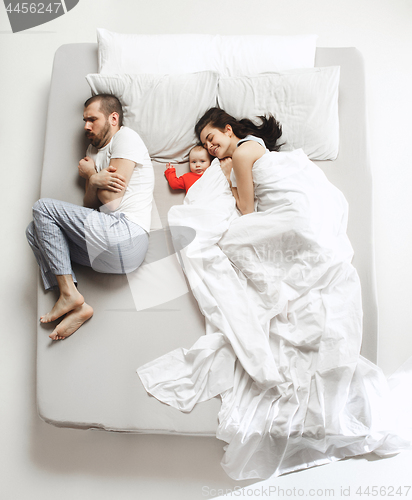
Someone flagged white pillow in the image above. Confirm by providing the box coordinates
[97,28,318,77]
[217,67,340,160]
[86,71,219,162]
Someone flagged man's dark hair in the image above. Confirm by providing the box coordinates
[84,94,124,127]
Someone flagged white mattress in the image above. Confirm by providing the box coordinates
[36,44,377,433]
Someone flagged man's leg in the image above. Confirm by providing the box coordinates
[47,275,93,340]
[26,215,94,340]
[26,220,71,291]
[30,198,94,323]
[27,198,148,340]
[28,198,100,339]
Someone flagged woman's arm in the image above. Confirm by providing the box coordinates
[219,158,241,209]
[231,142,264,215]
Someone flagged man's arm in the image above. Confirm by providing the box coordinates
[97,158,135,211]
[78,156,100,208]
[84,178,101,209]
[78,157,127,209]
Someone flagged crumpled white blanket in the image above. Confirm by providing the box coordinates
[137,155,412,480]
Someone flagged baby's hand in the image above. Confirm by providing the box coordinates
[165,162,174,171]
[219,157,232,180]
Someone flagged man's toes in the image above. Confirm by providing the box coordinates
[41,311,59,323]
[49,328,62,340]
[50,334,63,341]
[48,303,93,341]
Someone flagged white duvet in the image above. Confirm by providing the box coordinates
[137,152,412,480]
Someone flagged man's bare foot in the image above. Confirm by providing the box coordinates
[49,303,94,340]
[41,290,84,323]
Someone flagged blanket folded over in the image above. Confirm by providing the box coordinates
[137,154,412,479]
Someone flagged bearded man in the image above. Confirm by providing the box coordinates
[26,94,154,340]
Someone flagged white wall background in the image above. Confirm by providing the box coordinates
[1,1,411,499]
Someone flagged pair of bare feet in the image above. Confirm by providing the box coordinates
[40,280,93,340]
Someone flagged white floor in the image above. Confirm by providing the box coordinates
[1,1,412,499]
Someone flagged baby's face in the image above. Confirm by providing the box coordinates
[189,148,211,175]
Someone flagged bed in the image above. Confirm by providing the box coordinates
[36,34,378,443]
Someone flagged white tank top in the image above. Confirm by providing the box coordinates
[230,135,268,187]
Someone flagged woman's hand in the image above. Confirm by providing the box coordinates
[78,156,97,179]
[220,157,232,182]
[89,165,127,192]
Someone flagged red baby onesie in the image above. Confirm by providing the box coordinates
[165,167,203,193]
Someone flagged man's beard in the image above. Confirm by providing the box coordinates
[86,120,111,149]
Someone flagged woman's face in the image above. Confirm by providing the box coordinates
[199,124,233,159]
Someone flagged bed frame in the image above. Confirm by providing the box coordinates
[35,43,377,433]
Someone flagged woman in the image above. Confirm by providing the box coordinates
[195,107,283,214]
[139,108,411,480]
[193,107,409,478]
[195,107,355,319]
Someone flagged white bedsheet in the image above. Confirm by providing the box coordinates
[137,155,412,480]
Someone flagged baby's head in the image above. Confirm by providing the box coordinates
[189,145,212,175]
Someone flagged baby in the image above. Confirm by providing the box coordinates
[165,145,212,193]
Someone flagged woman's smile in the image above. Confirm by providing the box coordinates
[200,124,235,158]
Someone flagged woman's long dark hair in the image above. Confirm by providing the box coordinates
[195,107,283,152]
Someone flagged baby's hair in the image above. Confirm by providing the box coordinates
[190,144,213,162]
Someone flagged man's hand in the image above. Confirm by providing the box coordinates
[89,165,127,193]
[78,156,97,179]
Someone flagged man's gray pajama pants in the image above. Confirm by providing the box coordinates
[26,198,149,290]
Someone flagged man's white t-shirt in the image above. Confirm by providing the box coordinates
[86,126,154,233]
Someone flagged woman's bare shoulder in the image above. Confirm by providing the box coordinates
[233,140,265,164]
